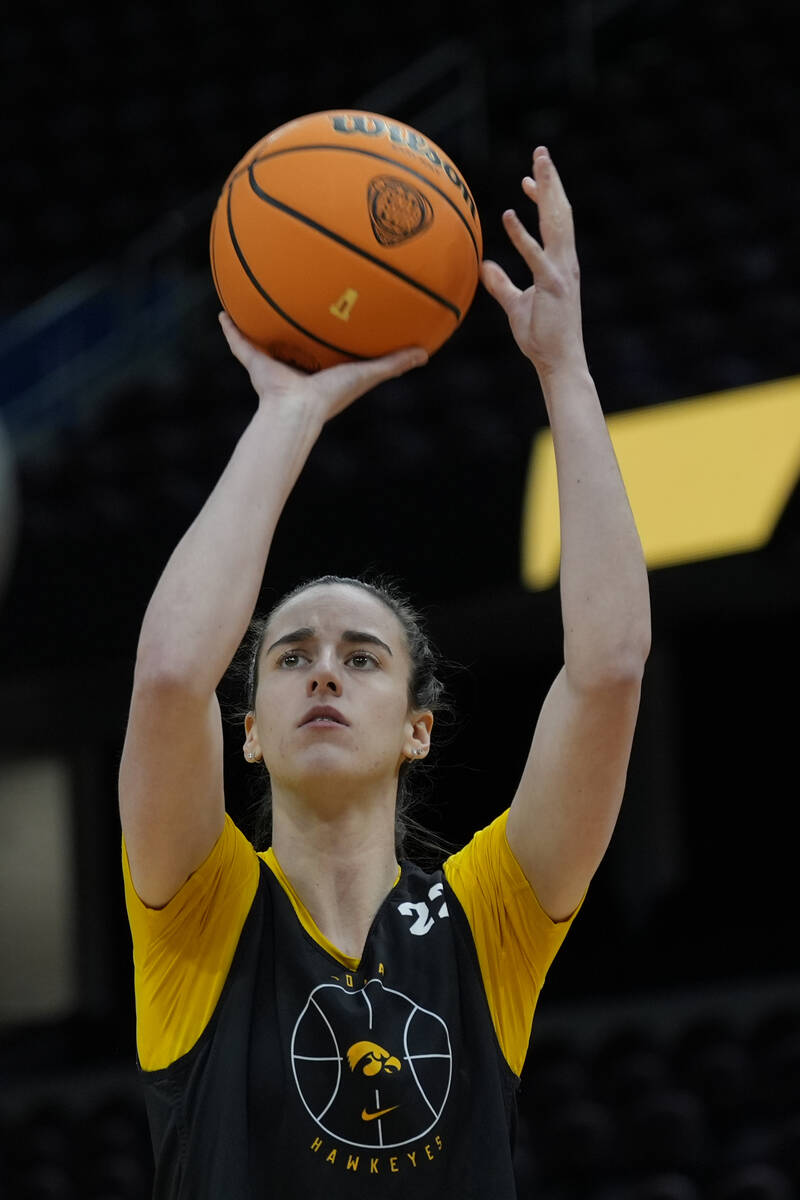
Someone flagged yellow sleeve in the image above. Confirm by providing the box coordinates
[121,814,261,1071]
[442,809,582,1078]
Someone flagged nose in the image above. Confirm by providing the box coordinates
[308,649,342,695]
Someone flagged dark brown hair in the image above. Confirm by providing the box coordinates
[224,573,460,864]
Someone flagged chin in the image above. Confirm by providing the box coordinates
[281,748,389,790]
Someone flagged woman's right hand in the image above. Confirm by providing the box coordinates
[218,312,428,425]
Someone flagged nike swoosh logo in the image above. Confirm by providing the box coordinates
[361,1105,399,1122]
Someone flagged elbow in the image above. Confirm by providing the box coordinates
[568,627,651,693]
[132,641,207,696]
[621,621,652,679]
[617,640,650,686]
[134,636,176,683]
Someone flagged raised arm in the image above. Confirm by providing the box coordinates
[119,316,427,908]
[481,147,651,921]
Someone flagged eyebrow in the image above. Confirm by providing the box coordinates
[265,627,394,657]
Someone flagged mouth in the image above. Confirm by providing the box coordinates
[299,707,349,728]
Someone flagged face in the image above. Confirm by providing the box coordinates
[243,584,432,792]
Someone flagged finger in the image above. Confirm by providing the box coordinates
[532,147,575,254]
[361,345,428,384]
[533,146,570,204]
[521,175,538,204]
[218,310,254,364]
[321,346,428,412]
[480,259,523,313]
[500,209,548,278]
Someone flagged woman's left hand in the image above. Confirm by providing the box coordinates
[480,146,587,381]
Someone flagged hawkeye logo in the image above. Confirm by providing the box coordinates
[348,1040,402,1078]
[349,1042,401,1123]
[291,978,451,1165]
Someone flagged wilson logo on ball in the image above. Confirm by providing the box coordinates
[367,177,434,247]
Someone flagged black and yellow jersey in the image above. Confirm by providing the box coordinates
[122,809,580,1198]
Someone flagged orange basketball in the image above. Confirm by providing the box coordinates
[209,110,483,371]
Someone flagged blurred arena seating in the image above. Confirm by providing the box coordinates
[3,986,800,1199]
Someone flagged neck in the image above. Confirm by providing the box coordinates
[270,779,400,962]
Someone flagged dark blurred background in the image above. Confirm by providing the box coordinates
[1,1,799,1197]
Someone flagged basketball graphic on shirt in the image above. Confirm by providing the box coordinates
[291,978,452,1148]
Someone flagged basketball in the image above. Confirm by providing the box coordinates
[209,110,483,371]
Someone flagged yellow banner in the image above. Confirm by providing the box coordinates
[521,375,800,590]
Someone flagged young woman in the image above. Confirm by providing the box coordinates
[120,146,651,1197]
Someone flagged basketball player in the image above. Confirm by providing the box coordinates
[120,146,650,1197]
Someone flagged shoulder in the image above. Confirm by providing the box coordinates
[122,813,261,938]
[442,809,517,897]
[443,808,583,948]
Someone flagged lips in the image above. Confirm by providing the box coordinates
[299,705,349,727]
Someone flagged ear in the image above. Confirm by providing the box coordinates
[243,710,263,763]
[403,710,434,761]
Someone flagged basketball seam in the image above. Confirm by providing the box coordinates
[246,162,463,322]
[239,142,481,267]
[224,184,370,361]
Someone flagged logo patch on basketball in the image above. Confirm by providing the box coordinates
[291,978,452,1149]
[367,177,433,246]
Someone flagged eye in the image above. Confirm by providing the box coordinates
[277,650,307,668]
[348,652,379,669]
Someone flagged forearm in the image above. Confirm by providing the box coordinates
[136,399,322,691]
[541,359,651,684]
